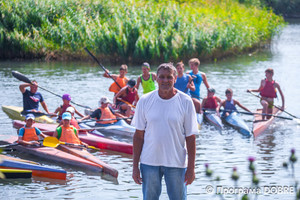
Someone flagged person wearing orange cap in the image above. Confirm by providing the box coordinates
[136,62,157,94]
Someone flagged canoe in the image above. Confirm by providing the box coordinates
[253,107,282,137]
[0,158,66,180]
[2,105,56,124]
[57,145,118,178]
[0,168,32,179]
[13,120,133,154]
[0,135,106,176]
[91,119,136,137]
[203,110,223,131]
[224,112,251,137]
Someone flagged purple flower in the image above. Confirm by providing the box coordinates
[205,163,209,168]
[248,156,255,163]
[291,148,295,154]
[233,167,237,171]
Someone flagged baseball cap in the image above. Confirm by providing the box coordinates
[99,96,111,104]
[66,106,75,114]
[62,112,72,120]
[127,79,136,88]
[25,113,35,120]
[142,62,150,69]
[62,94,71,101]
[208,88,216,93]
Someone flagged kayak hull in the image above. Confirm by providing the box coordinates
[13,120,133,154]
[2,105,56,124]
[197,113,203,130]
[253,108,282,137]
[224,112,251,137]
[204,111,223,131]
[93,119,136,137]
[0,168,32,179]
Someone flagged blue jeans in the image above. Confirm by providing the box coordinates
[140,163,187,200]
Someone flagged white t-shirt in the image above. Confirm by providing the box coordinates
[131,89,198,168]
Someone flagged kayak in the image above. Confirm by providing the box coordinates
[197,113,203,130]
[0,154,39,165]
[0,158,66,180]
[90,119,136,137]
[0,135,106,176]
[57,144,118,178]
[13,120,133,154]
[0,168,32,179]
[253,108,282,137]
[203,110,223,131]
[224,112,252,137]
[2,105,56,124]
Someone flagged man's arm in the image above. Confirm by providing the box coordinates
[185,134,196,185]
[235,100,251,113]
[19,83,31,94]
[247,80,264,93]
[113,88,126,104]
[188,75,195,92]
[41,101,50,114]
[136,77,141,90]
[132,129,145,185]
[201,73,210,89]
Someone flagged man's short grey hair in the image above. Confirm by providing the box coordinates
[157,63,177,76]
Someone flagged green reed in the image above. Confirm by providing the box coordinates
[0,0,285,62]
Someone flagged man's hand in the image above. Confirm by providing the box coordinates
[132,166,142,185]
[184,167,195,185]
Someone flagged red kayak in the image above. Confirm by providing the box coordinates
[13,120,133,154]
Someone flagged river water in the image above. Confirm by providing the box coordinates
[0,20,300,200]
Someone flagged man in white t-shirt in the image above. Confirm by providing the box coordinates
[131,63,198,200]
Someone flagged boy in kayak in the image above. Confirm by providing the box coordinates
[247,68,285,120]
[114,79,139,117]
[18,114,47,146]
[135,62,157,94]
[104,64,129,95]
[53,94,84,123]
[188,58,210,100]
[78,96,125,125]
[19,81,51,115]
[53,112,88,147]
[217,88,252,118]
[202,88,222,115]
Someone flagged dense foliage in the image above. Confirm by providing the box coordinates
[0,0,285,62]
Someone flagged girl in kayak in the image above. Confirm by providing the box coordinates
[218,88,252,118]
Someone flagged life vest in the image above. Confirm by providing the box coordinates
[260,79,277,98]
[203,96,218,109]
[109,76,127,94]
[58,104,72,120]
[141,74,156,94]
[57,126,81,145]
[122,87,137,104]
[96,107,117,124]
[22,126,39,142]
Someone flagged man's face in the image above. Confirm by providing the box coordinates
[157,69,177,92]
[142,67,149,74]
[30,82,38,93]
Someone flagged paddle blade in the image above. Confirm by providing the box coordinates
[12,71,32,84]
[43,137,60,148]
[88,146,101,151]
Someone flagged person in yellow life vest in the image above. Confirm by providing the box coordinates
[78,97,125,125]
[53,112,88,147]
[18,114,47,146]
[136,62,157,94]
[104,64,129,95]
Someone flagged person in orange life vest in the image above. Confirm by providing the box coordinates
[114,79,139,117]
[104,64,129,95]
[135,62,157,94]
[53,112,88,147]
[78,97,125,124]
[54,94,84,123]
[247,68,285,120]
[18,114,47,146]
[58,107,80,129]
[217,88,252,118]
[201,88,222,116]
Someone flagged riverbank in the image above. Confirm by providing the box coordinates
[0,0,285,64]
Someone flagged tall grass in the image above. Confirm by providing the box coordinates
[0,0,285,62]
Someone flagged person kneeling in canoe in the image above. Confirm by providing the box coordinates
[247,68,285,120]
[18,114,47,146]
[113,79,139,117]
[78,97,125,125]
[217,88,252,118]
[202,88,222,115]
[53,112,88,147]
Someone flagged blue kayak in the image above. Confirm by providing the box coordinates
[224,112,251,137]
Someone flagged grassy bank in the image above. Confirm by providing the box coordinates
[0,0,285,63]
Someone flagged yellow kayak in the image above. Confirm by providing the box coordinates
[2,105,56,124]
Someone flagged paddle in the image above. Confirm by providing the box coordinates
[78,117,133,123]
[12,71,90,109]
[117,98,136,108]
[43,137,101,151]
[21,111,58,118]
[84,47,122,89]
[220,109,300,122]
[247,91,300,120]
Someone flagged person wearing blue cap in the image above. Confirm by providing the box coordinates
[18,114,47,145]
[53,112,88,146]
